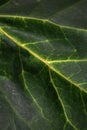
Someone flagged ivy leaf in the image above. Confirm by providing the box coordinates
[0,1,87,130]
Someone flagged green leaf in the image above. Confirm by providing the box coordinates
[0,1,87,130]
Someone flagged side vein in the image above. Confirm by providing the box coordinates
[0,27,87,95]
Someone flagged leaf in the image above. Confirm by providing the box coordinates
[0,1,87,130]
[0,0,87,29]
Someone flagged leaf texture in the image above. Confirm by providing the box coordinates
[0,1,87,130]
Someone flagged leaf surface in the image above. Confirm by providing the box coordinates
[0,1,87,130]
